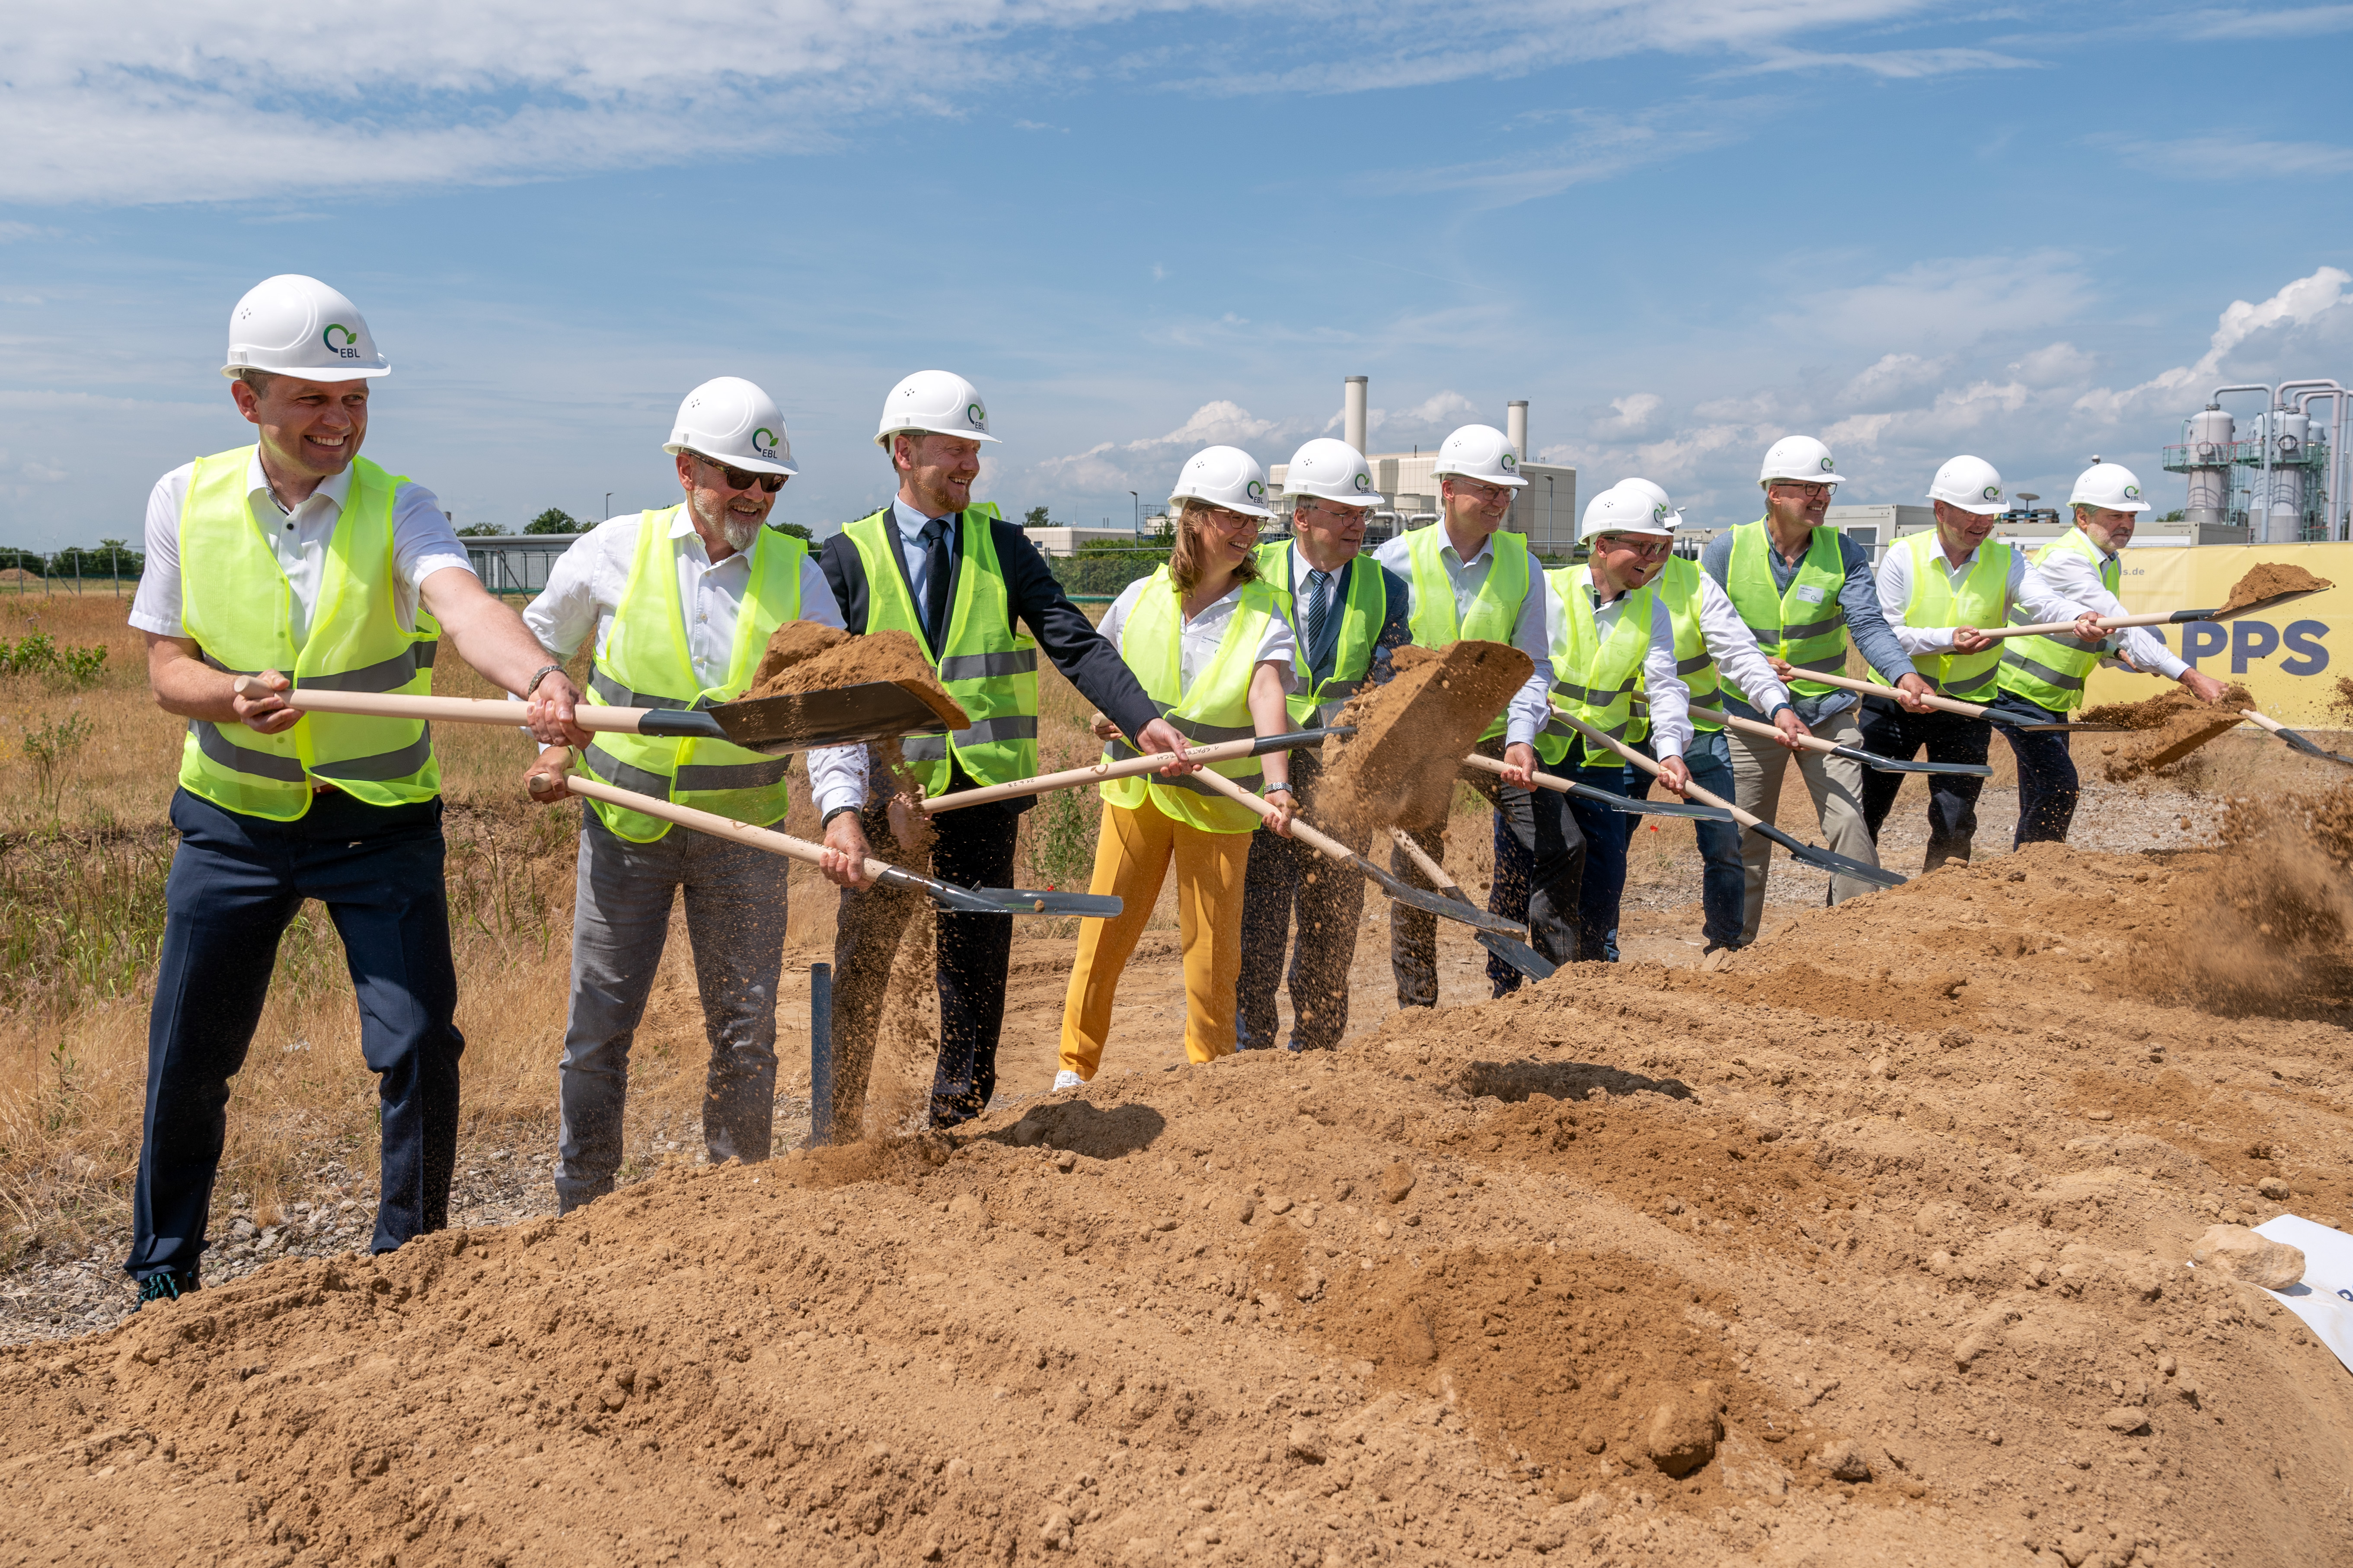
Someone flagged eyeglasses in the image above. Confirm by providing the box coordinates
[1598,534,1674,561]
[1768,481,1833,500]
[690,453,786,494]
[1449,478,1512,505]
[1194,507,1261,533]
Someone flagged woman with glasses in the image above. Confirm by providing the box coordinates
[1055,446,1299,1086]
[518,376,844,1214]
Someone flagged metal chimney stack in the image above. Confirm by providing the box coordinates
[1506,400,1529,461]
[1344,376,1368,456]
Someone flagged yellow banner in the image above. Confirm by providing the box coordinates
[2084,541,2349,726]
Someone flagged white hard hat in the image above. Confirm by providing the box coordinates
[220,274,388,382]
[1579,483,1676,543]
[663,376,798,476]
[1431,424,1528,489]
[2069,461,2150,514]
[1281,437,1381,509]
[1758,435,1845,488]
[1925,455,2004,516]
[1169,445,1274,519]
[1615,476,1685,530]
[875,368,999,449]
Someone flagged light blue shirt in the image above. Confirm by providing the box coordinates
[892,497,955,609]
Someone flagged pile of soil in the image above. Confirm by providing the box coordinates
[2216,562,2332,617]
[2080,684,2253,781]
[1315,641,1534,843]
[742,622,969,732]
[10,838,2352,1565]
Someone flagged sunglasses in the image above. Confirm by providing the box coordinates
[691,453,786,494]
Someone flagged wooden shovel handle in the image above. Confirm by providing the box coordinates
[233,678,653,734]
[1689,704,1839,755]
[1388,826,1463,894]
[1538,707,1765,830]
[1795,669,1989,720]
[921,735,1242,814]
[1186,768,1354,862]
[541,771,898,883]
[1977,610,2168,641]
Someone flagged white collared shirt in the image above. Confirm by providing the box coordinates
[2025,542,2189,679]
[1688,571,1794,718]
[1372,526,1554,747]
[1877,536,2086,656]
[1099,576,1297,692]
[522,507,842,691]
[128,451,476,644]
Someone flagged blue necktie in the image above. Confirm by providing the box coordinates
[919,517,951,647]
[1307,568,1333,657]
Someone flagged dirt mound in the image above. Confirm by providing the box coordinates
[10,841,2353,1565]
[2080,684,2252,781]
[2150,784,2353,1018]
[2217,562,2332,616]
[1315,641,1533,843]
[742,622,968,731]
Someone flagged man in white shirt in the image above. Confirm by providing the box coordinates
[125,275,586,1305]
[520,378,845,1213]
[1864,456,2104,869]
[1373,423,1584,998]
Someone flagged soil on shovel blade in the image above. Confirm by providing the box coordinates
[1315,641,1534,846]
[2216,562,2332,617]
[2080,682,2254,781]
[743,621,968,731]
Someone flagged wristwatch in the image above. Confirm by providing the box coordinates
[821,804,862,829]
[1264,783,1295,797]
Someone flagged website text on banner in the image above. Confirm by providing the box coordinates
[2086,542,2347,726]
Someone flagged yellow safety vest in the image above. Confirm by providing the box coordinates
[842,504,1038,795]
[1890,531,2011,702]
[1404,525,1530,743]
[1534,565,1657,768]
[1649,554,1722,732]
[1995,528,2112,713]
[176,445,441,821]
[580,508,807,841]
[1724,520,1849,699]
[1255,541,1380,727]
[1101,568,1277,833]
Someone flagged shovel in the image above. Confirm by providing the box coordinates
[239,679,961,754]
[919,728,1353,815]
[1974,587,2327,642]
[2240,708,2353,768]
[1687,703,1994,778]
[1545,707,1905,889]
[1797,671,2126,733]
[1386,827,1558,982]
[534,772,1121,917]
[1184,769,1533,937]
[1459,752,1737,820]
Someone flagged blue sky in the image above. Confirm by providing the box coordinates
[3,0,2350,550]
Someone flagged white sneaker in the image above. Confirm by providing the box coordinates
[1053,1069,1086,1091]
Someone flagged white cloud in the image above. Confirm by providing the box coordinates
[1773,251,2096,350]
[2074,265,2353,422]
[2007,341,2097,388]
[1724,45,2041,77]
[0,0,1951,206]
[2104,133,2353,180]
[1842,352,1952,404]
[2174,6,2353,38]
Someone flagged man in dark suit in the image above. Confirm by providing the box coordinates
[1233,438,1411,1053]
[807,369,1194,1134]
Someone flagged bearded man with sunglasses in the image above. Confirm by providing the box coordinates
[1702,436,1935,944]
[521,376,844,1213]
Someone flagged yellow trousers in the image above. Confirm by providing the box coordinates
[1058,796,1253,1078]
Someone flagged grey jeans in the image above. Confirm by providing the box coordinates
[1726,706,1881,943]
[555,808,788,1213]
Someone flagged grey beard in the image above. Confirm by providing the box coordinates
[693,491,762,553]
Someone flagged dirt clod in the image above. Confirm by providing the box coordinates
[742,621,968,731]
[1644,1385,1723,1477]
[1379,1160,1417,1205]
[2190,1224,2305,1289]
[2079,683,2253,780]
[2217,562,2333,617]
[1809,1438,1874,1482]
[1316,641,1532,841]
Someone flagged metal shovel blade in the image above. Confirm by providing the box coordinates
[1474,927,1557,982]
[686,683,964,754]
[1351,853,1532,936]
[2267,727,2353,768]
[2197,590,2326,622]
[1748,822,1907,888]
[977,888,1127,917]
[1829,744,1993,778]
[1561,779,1737,820]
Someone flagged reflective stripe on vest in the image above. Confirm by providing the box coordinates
[1101,568,1277,833]
[1533,565,1656,768]
[175,445,442,820]
[1895,531,2010,701]
[581,507,806,841]
[843,504,1039,795]
[1257,541,1380,727]
[1725,520,1849,698]
[1995,528,2114,714]
[1651,554,1722,733]
[1404,525,1530,742]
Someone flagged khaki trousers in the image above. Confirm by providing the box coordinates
[1727,707,1881,943]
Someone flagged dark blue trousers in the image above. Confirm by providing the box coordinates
[1235,754,1366,1052]
[1986,695,2081,846]
[1625,730,1746,952]
[1857,698,1992,869]
[127,788,464,1279]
